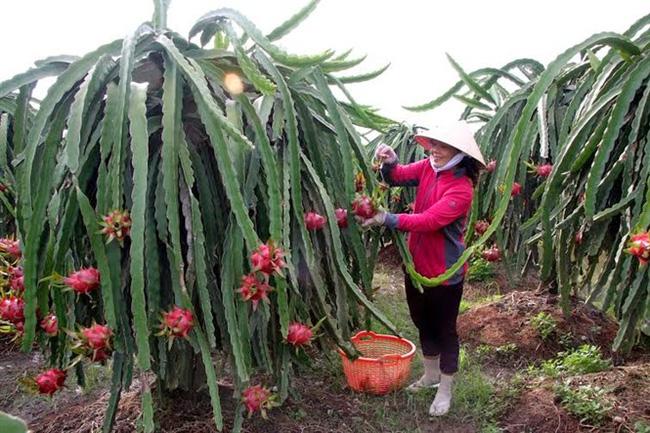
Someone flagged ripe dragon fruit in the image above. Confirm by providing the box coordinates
[626,232,650,265]
[502,182,523,197]
[474,220,490,236]
[40,313,58,337]
[481,245,502,262]
[161,306,194,338]
[250,241,286,275]
[64,267,100,294]
[10,274,24,294]
[352,194,377,219]
[99,209,132,243]
[335,208,348,228]
[35,369,66,396]
[535,163,553,178]
[0,296,24,323]
[0,238,21,259]
[78,323,112,362]
[485,160,497,173]
[286,322,313,346]
[242,385,277,418]
[304,212,326,231]
[238,273,272,310]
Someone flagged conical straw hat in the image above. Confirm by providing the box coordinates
[414,121,486,167]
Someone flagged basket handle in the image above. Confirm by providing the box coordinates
[355,330,379,341]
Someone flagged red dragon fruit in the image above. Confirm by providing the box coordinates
[250,241,286,275]
[10,274,24,294]
[335,208,348,228]
[304,212,326,231]
[575,231,583,245]
[35,368,66,396]
[238,273,272,310]
[242,385,277,418]
[352,194,377,219]
[286,322,313,346]
[481,245,502,262]
[474,220,490,236]
[626,232,650,265]
[99,209,132,243]
[511,182,522,197]
[0,296,24,323]
[80,324,112,362]
[534,163,553,178]
[161,306,194,338]
[485,160,497,173]
[64,267,100,294]
[0,238,21,259]
[40,313,58,337]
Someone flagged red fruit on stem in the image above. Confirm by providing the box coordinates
[250,241,286,275]
[485,160,497,173]
[81,324,112,350]
[304,212,326,231]
[474,220,490,236]
[481,245,501,262]
[335,208,348,228]
[511,182,522,197]
[10,275,24,294]
[40,313,58,336]
[286,322,313,346]
[0,238,21,259]
[238,273,272,310]
[351,195,377,219]
[161,306,194,338]
[575,231,583,245]
[35,369,66,395]
[626,232,650,265]
[0,296,24,323]
[535,163,553,178]
[242,385,273,416]
[64,267,100,294]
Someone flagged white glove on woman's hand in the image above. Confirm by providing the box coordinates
[359,211,387,228]
[374,144,397,164]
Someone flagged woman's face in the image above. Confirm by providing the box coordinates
[428,139,459,167]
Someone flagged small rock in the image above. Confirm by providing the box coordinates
[613,416,624,424]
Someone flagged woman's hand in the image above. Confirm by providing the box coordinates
[374,144,397,164]
[357,211,387,228]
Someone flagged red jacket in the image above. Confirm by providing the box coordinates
[382,158,474,285]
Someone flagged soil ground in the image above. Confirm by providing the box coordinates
[1,245,649,433]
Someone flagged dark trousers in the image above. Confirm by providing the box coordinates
[404,273,464,375]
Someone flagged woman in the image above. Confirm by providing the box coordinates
[362,122,485,417]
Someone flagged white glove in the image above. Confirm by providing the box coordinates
[359,211,387,228]
[374,144,397,164]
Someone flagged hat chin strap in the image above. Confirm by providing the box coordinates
[430,152,467,173]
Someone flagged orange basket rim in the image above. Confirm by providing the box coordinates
[336,330,416,362]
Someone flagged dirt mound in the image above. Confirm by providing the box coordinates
[502,363,650,433]
[458,291,619,364]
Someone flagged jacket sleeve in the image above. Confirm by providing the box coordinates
[380,159,428,187]
[395,180,473,233]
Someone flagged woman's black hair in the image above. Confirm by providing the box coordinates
[460,157,481,186]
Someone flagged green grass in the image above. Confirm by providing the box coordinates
[554,381,613,425]
[529,311,557,340]
[533,344,611,378]
[460,293,503,314]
